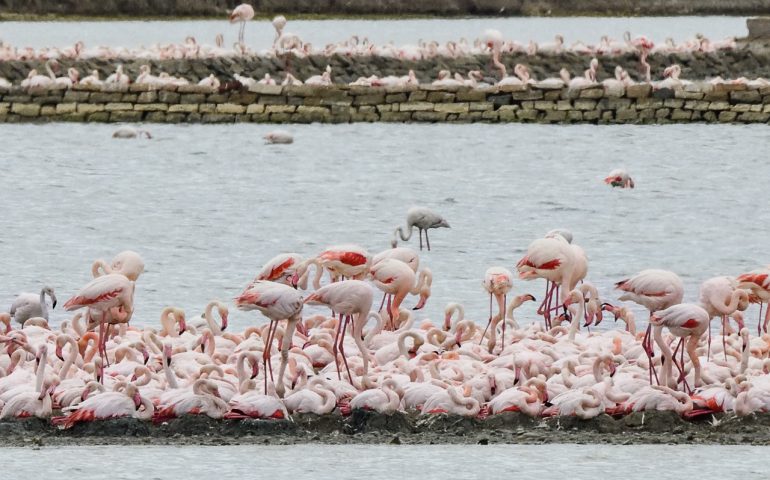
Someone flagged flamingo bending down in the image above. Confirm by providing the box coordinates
[234,280,303,398]
[264,130,294,144]
[9,286,57,326]
[615,269,683,382]
[304,280,375,389]
[370,258,431,329]
[604,169,635,188]
[737,267,770,333]
[112,126,152,139]
[650,303,709,391]
[229,3,255,46]
[391,206,450,251]
[312,244,371,288]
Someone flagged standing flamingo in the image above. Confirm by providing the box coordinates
[615,268,683,382]
[481,267,514,347]
[370,258,431,329]
[63,274,135,380]
[483,29,506,79]
[737,267,770,334]
[650,303,709,391]
[229,3,255,47]
[699,276,750,357]
[234,280,303,398]
[304,280,375,389]
[391,206,450,251]
[312,244,371,288]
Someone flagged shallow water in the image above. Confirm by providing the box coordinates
[2,444,767,479]
[0,123,766,331]
[0,16,746,50]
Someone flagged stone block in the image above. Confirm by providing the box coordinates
[385,93,408,103]
[87,112,110,122]
[516,109,538,121]
[216,103,247,114]
[137,91,158,103]
[228,92,258,105]
[180,94,206,104]
[683,101,710,111]
[543,110,567,122]
[90,93,124,103]
[56,103,77,114]
[615,109,638,121]
[731,90,762,103]
[626,84,652,98]
[578,88,604,99]
[248,84,283,95]
[533,100,554,110]
[718,111,737,122]
[455,89,486,102]
[671,109,692,120]
[353,94,386,106]
[434,103,469,113]
[380,112,412,122]
[738,112,770,122]
[655,108,670,118]
[663,99,684,108]
[399,102,434,112]
[168,104,199,113]
[201,114,235,123]
[412,111,448,122]
[134,103,168,112]
[510,90,542,101]
[574,99,597,110]
[246,104,266,114]
[199,104,216,113]
[469,102,493,111]
[77,103,105,113]
[555,100,572,111]
[159,91,181,103]
[64,91,91,102]
[408,90,428,102]
[427,92,455,103]
[104,103,133,111]
[295,106,330,122]
[109,111,143,122]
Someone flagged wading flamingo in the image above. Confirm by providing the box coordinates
[9,286,57,326]
[604,169,635,188]
[391,206,450,251]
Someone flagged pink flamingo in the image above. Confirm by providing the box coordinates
[699,276,749,357]
[229,3,255,46]
[312,244,371,288]
[370,258,431,329]
[304,280,374,389]
[615,269,683,382]
[63,273,135,379]
[52,383,153,428]
[737,268,770,333]
[483,29,506,79]
[234,280,303,398]
[604,169,635,188]
[481,267,514,347]
[649,303,709,391]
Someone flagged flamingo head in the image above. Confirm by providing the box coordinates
[289,272,300,289]
[219,307,229,331]
[55,341,65,362]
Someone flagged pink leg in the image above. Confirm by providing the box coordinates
[332,317,343,380]
[501,294,507,349]
[722,315,728,361]
[480,293,493,345]
[339,315,353,384]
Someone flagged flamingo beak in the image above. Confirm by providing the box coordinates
[413,295,428,311]
[55,344,64,362]
[221,312,229,331]
[178,317,187,334]
[142,348,149,365]
[52,299,58,309]
[131,373,138,381]
[290,273,300,289]
[443,313,451,332]
[251,363,259,380]
[526,294,536,302]
[133,393,142,408]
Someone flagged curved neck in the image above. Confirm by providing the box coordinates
[60,338,78,379]
[162,349,179,389]
[205,302,223,336]
[567,297,585,341]
[35,349,47,393]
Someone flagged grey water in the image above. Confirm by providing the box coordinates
[1,444,767,479]
[0,122,766,331]
[0,16,746,50]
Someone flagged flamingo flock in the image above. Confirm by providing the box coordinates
[1,205,769,426]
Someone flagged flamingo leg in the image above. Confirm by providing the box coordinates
[763,303,770,334]
[480,293,493,345]
[339,315,353,384]
[501,294,507,349]
[707,318,712,361]
[642,321,659,385]
[425,230,431,251]
[722,315,728,361]
[758,303,764,336]
[378,292,387,313]
[386,294,393,330]
[97,316,106,380]
[332,317,343,380]
[418,229,423,250]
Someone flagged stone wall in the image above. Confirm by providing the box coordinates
[0,0,769,17]
[2,81,769,124]
[4,48,770,87]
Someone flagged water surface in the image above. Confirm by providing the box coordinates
[2,444,767,480]
[0,17,746,50]
[0,123,765,331]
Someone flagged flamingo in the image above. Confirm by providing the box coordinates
[615,269,683,380]
[391,206,450,251]
[482,29,506,79]
[229,3,255,47]
[0,345,53,419]
[304,280,375,389]
[264,130,294,144]
[604,169,635,188]
[650,303,710,391]
[312,244,371,288]
[52,383,153,428]
[699,276,750,356]
[234,280,303,398]
[105,65,129,85]
[737,267,770,334]
[9,286,57,326]
[370,258,431,329]
[112,126,152,139]
[63,274,135,379]
[481,267,514,348]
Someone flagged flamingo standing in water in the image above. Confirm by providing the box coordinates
[650,303,710,391]
[615,269,684,382]
[304,280,375,389]
[234,280,303,398]
[391,206,450,251]
[229,3,255,47]
[737,267,770,334]
[9,286,57,326]
[63,274,135,380]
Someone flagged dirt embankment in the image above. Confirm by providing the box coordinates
[0,0,769,18]
[3,410,770,446]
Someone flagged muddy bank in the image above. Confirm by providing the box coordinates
[3,411,770,446]
[0,0,769,18]
[3,48,770,86]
